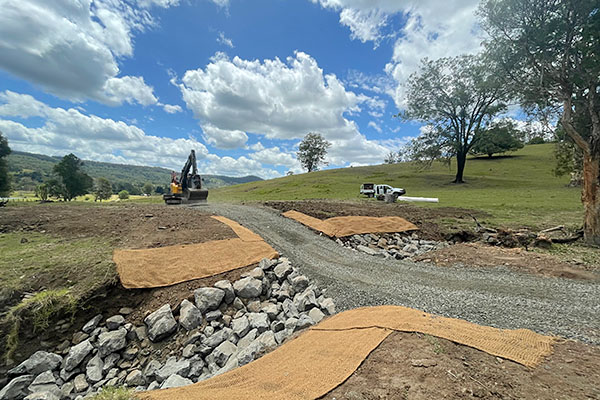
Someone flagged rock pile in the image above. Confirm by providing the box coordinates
[337,232,448,259]
[1,258,335,400]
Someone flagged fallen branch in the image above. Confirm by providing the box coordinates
[550,230,584,244]
[540,225,565,233]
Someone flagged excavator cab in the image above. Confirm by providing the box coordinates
[163,150,209,205]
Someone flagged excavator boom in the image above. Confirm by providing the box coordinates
[163,150,208,205]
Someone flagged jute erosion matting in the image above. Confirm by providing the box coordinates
[282,210,418,237]
[142,305,555,400]
[114,216,278,289]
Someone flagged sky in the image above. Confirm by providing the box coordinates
[0,0,484,178]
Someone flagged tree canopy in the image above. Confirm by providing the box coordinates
[479,0,600,245]
[52,154,93,201]
[0,131,11,197]
[472,120,524,157]
[400,54,510,183]
[297,132,331,172]
[94,177,113,201]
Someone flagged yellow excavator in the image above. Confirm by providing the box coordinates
[163,150,208,205]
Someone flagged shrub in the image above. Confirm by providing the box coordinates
[118,190,129,200]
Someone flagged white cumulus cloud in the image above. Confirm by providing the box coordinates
[0,0,176,106]
[217,32,234,48]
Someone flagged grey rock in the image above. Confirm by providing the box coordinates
[160,374,192,389]
[144,304,177,342]
[63,340,93,372]
[179,300,202,331]
[236,341,260,366]
[273,261,293,281]
[60,382,73,397]
[308,308,325,324]
[247,313,269,333]
[59,367,79,382]
[237,329,258,350]
[231,316,250,338]
[85,355,103,383]
[142,359,161,380]
[155,357,190,383]
[71,332,89,346]
[319,297,336,315]
[274,330,288,345]
[73,374,88,393]
[187,355,205,378]
[271,320,285,333]
[81,315,102,334]
[24,392,59,400]
[204,326,215,337]
[213,356,238,377]
[213,280,235,304]
[244,267,264,280]
[102,353,120,372]
[8,351,62,376]
[402,243,419,254]
[261,303,279,320]
[205,310,222,322]
[259,258,275,271]
[296,314,314,331]
[0,375,33,400]
[122,346,138,361]
[105,315,125,330]
[282,298,299,318]
[284,317,298,332]
[290,275,309,293]
[212,341,237,367]
[233,277,262,298]
[295,289,318,312]
[246,300,261,313]
[203,328,231,349]
[133,326,147,341]
[232,297,245,310]
[125,370,144,387]
[256,331,277,350]
[147,381,160,391]
[357,245,378,255]
[194,287,225,313]
[182,344,196,358]
[30,371,55,386]
[97,328,127,357]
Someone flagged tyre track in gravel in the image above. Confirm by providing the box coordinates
[194,203,600,344]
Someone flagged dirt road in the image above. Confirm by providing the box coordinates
[197,203,600,344]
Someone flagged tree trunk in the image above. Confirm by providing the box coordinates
[582,153,600,246]
[453,152,467,183]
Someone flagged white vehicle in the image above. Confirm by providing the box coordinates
[360,183,406,200]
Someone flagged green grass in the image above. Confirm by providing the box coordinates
[90,387,138,400]
[211,144,582,230]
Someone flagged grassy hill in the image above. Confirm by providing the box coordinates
[8,151,262,191]
[212,144,583,229]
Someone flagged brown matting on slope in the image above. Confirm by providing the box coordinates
[282,210,419,237]
[315,306,555,368]
[142,306,554,400]
[114,216,278,289]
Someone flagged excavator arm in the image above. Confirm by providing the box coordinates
[163,149,208,205]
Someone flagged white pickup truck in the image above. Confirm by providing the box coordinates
[360,183,406,200]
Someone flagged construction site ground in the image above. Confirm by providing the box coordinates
[1,201,599,398]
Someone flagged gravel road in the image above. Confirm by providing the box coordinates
[196,203,600,344]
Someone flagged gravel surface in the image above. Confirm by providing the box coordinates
[194,203,600,344]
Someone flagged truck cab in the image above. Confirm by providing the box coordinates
[361,183,406,200]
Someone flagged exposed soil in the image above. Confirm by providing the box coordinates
[324,332,600,400]
[415,243,598,281]
[0,203,236,248]
[264,200,484,241]
[0,203,242,365]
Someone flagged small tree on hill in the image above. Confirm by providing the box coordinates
[94,178,113,201]
[52,154,93,201]
[399,55,510,183]
[0,131,11,197]
[143,182,153,196]
[384,151,398,164]
[472,120,524,157]
[118,190,129,200]
[297,132,331,172]
[35,183,49,201]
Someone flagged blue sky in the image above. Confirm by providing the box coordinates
[0,0,483,178]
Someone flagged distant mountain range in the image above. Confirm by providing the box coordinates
[7,151,263,192]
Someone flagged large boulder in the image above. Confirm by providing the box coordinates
[85,355,104,383]
[144,304,178,342]
[62,340,93,372]
[212,341,237,367]
[179,300,202,331]
[194,288,225,313]
[0,375,33,400]
[233,277,262,298]
[160,374,192,389]
[155,357,190,383]
[213,280,235,304]
[8,351,62,376]
[97,328,127,357]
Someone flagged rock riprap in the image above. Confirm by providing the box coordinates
[1,257,335,400]
[338,232,448,259]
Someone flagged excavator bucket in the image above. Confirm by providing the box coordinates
[185,188,208,203]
